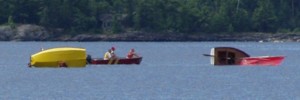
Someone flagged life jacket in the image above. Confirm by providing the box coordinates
[104,52,111,60]
[127,52,134,59]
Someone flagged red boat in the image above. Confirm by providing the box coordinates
[240,56,284,66]
[205,47,285,66]
[89,57,142,65]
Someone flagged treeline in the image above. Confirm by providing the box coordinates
[0,0,300,34]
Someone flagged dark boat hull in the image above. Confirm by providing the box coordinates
[90,57,142,65]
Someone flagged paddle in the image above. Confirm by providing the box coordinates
[203,54,214,57]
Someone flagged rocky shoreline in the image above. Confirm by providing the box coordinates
[1,24,300,42]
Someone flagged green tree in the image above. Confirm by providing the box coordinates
[252,0,278,32]
[8,15,15,28]
[1,0,300,34]
[9,0,40,24]
[232,0,252,32]
[0,0,10,24]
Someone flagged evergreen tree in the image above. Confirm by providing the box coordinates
[1,0,300,34]
[252,0,278,32]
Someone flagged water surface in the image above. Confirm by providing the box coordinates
[0,42,299,100]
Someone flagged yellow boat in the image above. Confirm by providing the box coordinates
[29,47,87,68]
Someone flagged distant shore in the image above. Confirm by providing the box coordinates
[1,24,300,42]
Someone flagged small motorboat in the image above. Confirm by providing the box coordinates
[89,57,142,65]
[204,47,285,66]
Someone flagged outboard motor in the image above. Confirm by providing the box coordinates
[86,54,92,64]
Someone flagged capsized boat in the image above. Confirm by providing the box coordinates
[240,56,284,66]
[205,47,284,66]
[89,57,142,65]
[29,47,87,68]
[209,47,250,65]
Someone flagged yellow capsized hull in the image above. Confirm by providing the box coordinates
[30,47,87,68]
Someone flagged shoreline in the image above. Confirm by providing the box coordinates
[1,24,300,42]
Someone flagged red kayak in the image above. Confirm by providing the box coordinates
[240,56,284,66]
[90,57,142,65]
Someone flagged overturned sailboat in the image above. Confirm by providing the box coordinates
[29,47,87,68]
[206,47,284,66]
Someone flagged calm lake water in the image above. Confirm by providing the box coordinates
[0,42,299,100]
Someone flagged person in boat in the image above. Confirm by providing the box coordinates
[103,49,112,60]
[111,46,118,59]
[126,48,139,59]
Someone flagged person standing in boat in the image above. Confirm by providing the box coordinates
[126,48,139,59]
[103,49,112,60]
